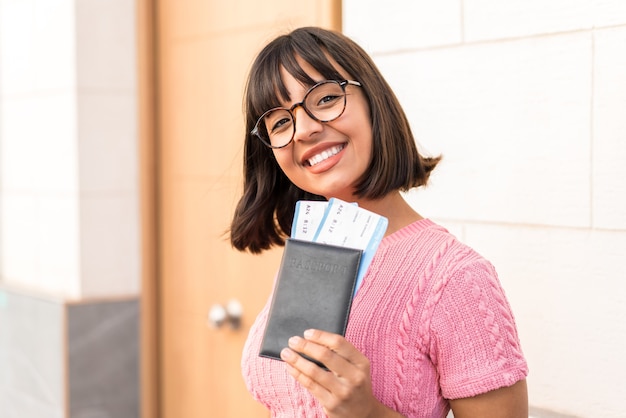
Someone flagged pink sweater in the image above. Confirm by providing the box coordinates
[242,219,528,417]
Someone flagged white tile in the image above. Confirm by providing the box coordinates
[0,193,40,286]
[1,192,80,296]
[593,0,626,27]
[593,27,626,230]
[0,94,78,193]
[31,0,76,92]
[75,0,136,90]
[0,0,75,96]
[0,0,36,96]
[464,224,626,417]
[343,0,462,53]
[77,93,138,193]
[0,192,81,297]
[464,0,592,41]
[79,193,141,298]
[381,33,592,227]
[0,291,65,418]
[37,195,81,297]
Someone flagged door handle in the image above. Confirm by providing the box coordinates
[208,299,243,330]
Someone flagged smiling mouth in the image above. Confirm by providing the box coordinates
[306,144,346,167]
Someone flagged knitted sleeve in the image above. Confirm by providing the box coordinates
[429,258,528,400]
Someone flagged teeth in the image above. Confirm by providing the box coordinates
[307,145,344,166]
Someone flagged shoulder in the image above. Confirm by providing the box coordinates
[380,219,489,279]
[379,219,468,261]
[373,220,496,316]
[426,246,528,400]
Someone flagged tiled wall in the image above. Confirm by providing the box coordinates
[0,0,141,416]
[0,0,140,299]
[0,289,139,418]
[344,1,626,417]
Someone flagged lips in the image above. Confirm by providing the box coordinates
[304,144,346,167]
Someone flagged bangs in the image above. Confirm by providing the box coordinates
[247,32,345,120]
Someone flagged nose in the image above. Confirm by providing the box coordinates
[292,105,323,142]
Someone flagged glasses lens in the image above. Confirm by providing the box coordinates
[256,108,294,148]
[305,81,347,122]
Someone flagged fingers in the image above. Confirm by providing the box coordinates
[280,346,335,403]
[280,329,370,384]
[301,329,369,367]
[283,335,347,375]
[280,331,377,417]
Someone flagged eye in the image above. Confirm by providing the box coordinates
[270,117,292,133]
[264,110,292,134]
[317,94,342,106]
[306,83,345,110]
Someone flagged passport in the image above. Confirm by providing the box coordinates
[259,238,362,368]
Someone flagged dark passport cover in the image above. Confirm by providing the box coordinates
[259,239,362,367]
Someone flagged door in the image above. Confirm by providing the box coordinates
[154,1,342,416]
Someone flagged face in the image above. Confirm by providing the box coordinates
[271,55,373,202]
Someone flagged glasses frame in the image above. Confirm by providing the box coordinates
[251,79,362,149]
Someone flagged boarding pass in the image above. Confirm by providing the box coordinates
[291,198,388,295]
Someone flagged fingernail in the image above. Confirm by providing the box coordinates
[280,348,294,361]
[288,336,302,347]
[303,329,314,338]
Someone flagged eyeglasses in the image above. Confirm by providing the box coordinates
[251,79,362,149]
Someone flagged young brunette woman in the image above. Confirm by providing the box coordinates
[230,27,528,418]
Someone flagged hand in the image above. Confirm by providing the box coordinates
[280,329,402,418]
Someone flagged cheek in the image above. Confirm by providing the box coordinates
[272,149,297,173]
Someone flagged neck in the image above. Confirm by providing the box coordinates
[347,191,423,237]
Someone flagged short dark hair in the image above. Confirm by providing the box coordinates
[230,27,440,253]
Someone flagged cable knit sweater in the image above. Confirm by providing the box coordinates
[242,219,528,417]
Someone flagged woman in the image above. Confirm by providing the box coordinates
[230,26,528,418]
